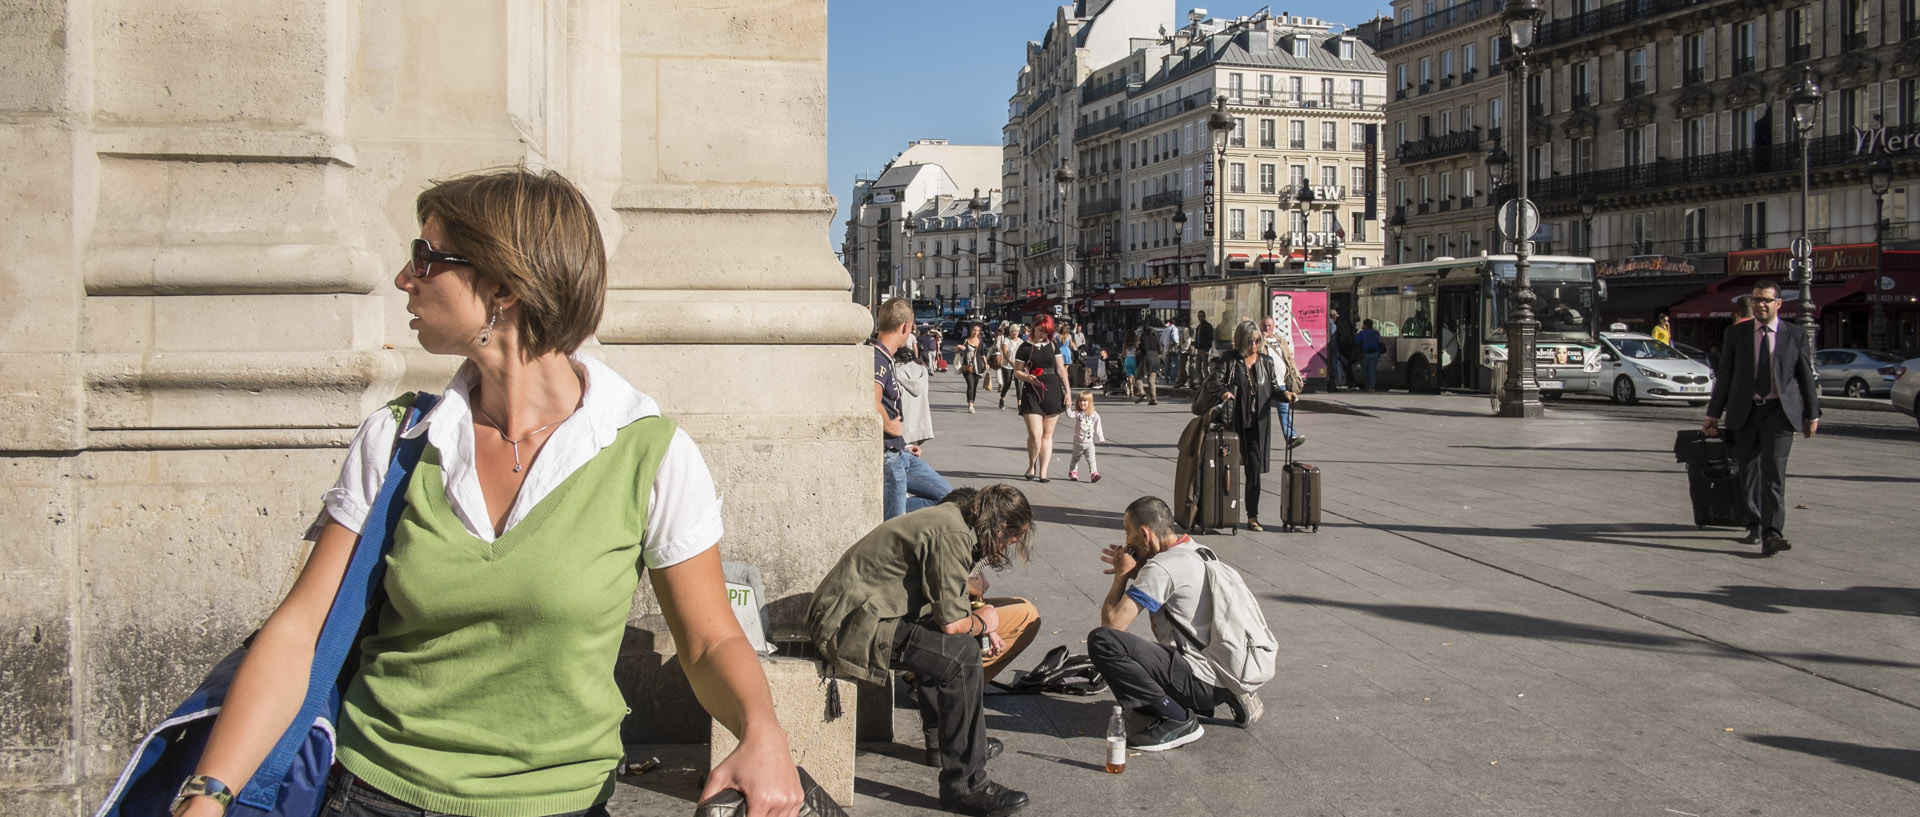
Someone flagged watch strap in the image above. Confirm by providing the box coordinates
[172,774,235,815]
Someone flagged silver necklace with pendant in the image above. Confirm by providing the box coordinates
[472,403,561,473]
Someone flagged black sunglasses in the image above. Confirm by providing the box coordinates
[409,238,471,278]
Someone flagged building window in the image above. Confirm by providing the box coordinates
[1420,57,1432,86]
[1230,209,1246,240]
[1289,120,1306,149]
[1489,98,1504,132]
[1626,47,1649,97]
[1839,88,1868,130]
[1260,209,1276,237]
[1396,64,1409,94]
[1626,124,1650,165]
[1464,43,1477,75]
[1260,163,1277,194]
[1461,103,1475,129]
[1259,74,1275,99]
[1685,117,1708,157]
[1572,137,1593,174]
[1353,166,1367,193]
[1230,162,1246,193]
[1441,50,1455,80]
[1352,122,1368,150]
[1352,211,1368,242]
[1321,121,1338,150]
[1293,36,1309,59]
[1290,164,1307,188]
[1289,76,1304,105]
[1350,79,1365,106]
[1684,33,1707,85]
[1231,117,1246,147]
[1733,106,1760,151]
[1462,168,1476,202]
[1733,21,1758,75]
[1787,7,1813,62]
[1440,171,1453,204]
[1339,39,1354,60]
[1228,72,1244,102]
[1260,119,1276,148]
[1742,201,1767,248]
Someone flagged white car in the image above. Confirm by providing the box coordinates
[1894,358,1920,430]
[1592,332,1716,405]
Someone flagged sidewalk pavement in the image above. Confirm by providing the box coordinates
[615,376,1920,816]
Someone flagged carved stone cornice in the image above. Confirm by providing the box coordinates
[1616,97,1657,130]
[1672,85,1715,118]
[1563,108,1599,139]
[1833,52,1879,87]
[1896,42,1920,79]
[1724,75,1771,110]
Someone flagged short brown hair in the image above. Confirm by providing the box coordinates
[416,167,606,358]
[875,298,915,335]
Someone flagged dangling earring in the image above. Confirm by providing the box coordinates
[478,307,499,347]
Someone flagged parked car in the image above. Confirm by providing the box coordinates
[1813,348,1902,398]
[1893,359,1920,429]
[1591,332,1716,405]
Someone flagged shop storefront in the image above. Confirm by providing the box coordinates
[1594,254,1721,333]
[1667,244,1920,353]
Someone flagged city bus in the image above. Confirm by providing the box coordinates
[1271,254,1604,395]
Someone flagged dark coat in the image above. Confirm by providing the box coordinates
[1198,353,1278,473]
[1706,320,1821,432]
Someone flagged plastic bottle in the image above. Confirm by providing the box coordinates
[1104,705,1128,773]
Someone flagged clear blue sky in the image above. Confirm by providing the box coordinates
[825,1,1379,246]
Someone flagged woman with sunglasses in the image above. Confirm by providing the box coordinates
[168,168,803,817]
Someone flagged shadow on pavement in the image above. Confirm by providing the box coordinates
[1633,585,1920,616]
[853,776,948,811]
[1365,520,1753,556]
[1308,460,1671,475]
[1449,444,1664,454]
[1030,503,1126,531]
[1013,750,1105,773]
[1743,735,1920,784]
[1797,473,1920,484]
[1270,594,1679,647]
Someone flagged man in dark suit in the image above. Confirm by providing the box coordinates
[1703,279,1821,555]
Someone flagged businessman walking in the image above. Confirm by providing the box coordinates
[1703,279,1820,556]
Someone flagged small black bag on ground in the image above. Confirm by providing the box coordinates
[989,645,1108,696]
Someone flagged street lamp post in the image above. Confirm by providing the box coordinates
[1173,208,1189,309]
[1389,213,1406,263]
[1578,188,1598,256]
[1869,156,1893,352]
[1494,0,1545,419]
[969,188,987,318]
[899,216,916,304]
[1788,68,1824,364]
[1208,96,1236,279]
[1054,159,1077,304]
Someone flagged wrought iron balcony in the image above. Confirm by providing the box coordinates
[1081,197,1122,217]
[1843,31,1869,52]
[1289,139,1306,149]
[1683,66,1706,86]
[1395,128,1482,164]
[1683,236,1706,253]
[1571,92,1592,110]
[1375,0,1494,50]
[1518,124,1920,205]
[1625,79,1646,98]
[1787,42,1812,63]
[1322,140,1339,150]
[1739,233,1767,250]
[1081,75,1131,105]
[1732,56,1755,76]
[1142,190,1184,211]
[1537,0,1715,49]
[1631,240,1654,255]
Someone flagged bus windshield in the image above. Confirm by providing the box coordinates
[1493,281,1597,340]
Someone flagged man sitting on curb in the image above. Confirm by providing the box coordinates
[1086,496,1263,752]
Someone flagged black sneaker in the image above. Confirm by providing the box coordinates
[1128,715,1204,751]
[940,781,1030,817]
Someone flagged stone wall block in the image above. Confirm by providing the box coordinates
[75,446,342,756]
[93,159,340,246]
[0,0,68,114]
[85,243,388,296]
[84,349,406,432]
[92,0,334,127]
[0,354,84,453]
[84,294,386,353]
[622,0,825,60]
[617,55,659,183]
[605,209,858,294]
[709,657,855,805]
[0,126,82,351]
[598,291,871,348]
[0,457,78,789]
[656,59,825,186]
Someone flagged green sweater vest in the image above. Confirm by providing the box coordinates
[336,413,677,817]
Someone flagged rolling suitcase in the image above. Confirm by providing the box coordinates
[1174,410,1241,535]
[1673,429,1744,528]
[1281,459,1321,532]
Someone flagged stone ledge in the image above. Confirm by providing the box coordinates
[85,242,388,296]
[709,655,855,806]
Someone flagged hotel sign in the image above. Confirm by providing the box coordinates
[1730,245,1877,275]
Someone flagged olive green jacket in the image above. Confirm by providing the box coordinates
[806,504,976,685]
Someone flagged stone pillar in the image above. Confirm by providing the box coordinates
[0,1,871,812]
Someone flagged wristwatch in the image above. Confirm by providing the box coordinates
[170,774,235,816]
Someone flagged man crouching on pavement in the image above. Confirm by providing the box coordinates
[1087,496,1262,752]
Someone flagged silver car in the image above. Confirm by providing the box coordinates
[1893,359,1919,430]
[1813,348,1902,398]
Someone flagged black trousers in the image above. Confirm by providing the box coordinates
[999,368,1016,404]
[1731,400,1796,535]
[1238,429,1266,520]
[962,371,980,404]
[1085,627,1229,721]
[892,620,988,798]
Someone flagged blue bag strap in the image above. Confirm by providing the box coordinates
[238,393,439,810]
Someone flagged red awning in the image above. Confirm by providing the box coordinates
[1668,275,1872,320]
[1227,252,1251,260]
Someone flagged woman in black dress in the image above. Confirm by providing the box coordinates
[1014,315,1071,481]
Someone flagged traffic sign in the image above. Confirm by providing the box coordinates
[1497,200,1540,242]
[1790,236,1813,259]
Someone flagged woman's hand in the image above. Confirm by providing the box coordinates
[701,731,804,817]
